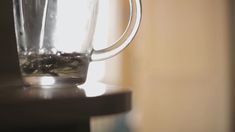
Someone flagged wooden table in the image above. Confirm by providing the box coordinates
[0,82,131,132]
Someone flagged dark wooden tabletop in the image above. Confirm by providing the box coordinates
[0,82,131,128]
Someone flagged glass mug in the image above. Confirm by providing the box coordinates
[13,0,142,86]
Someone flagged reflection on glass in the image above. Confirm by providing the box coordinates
[39,77,55,86]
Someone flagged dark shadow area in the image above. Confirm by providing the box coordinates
[0,1,20,75]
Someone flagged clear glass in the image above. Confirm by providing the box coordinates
[13,0,142,86]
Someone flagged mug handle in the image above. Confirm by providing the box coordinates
[91,0,142,61]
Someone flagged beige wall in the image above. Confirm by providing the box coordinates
[122,0,231,132]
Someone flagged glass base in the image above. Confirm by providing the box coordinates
[23,76,86,88]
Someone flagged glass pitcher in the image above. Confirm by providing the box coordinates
[13,0,142,86]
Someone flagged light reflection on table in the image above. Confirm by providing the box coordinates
[18,81,121,100]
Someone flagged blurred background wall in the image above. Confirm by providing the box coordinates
[230,0,235,132]
[119,0,231,132]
